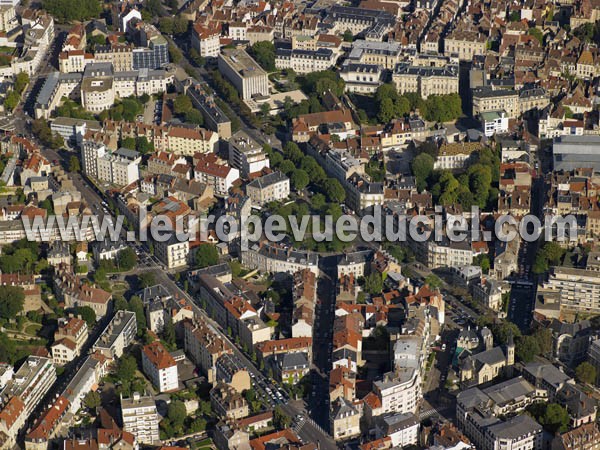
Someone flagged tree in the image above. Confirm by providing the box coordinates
[68,155,81,172]
[528,27,544,45]
[169,44,183,64]
[424,274,443,289]
[377,97,396,124]
[185,109,204,125]
[135,137,154,154]
[14,72,29,94]
[515,335,540,363]
[117,247,137,271]
[116,355,137,382]
[0,286,24,320]
[283,141,304,164]
[422,94,462,123]
[195,244,219,268]
[163,317,176,348]
[114,296,128,311]
[279,160,295,175]
[342,29,353,42]
[173,95,193,115]
[4,90,19,112]
[273,406,291,429]
[364,272,383,295]
[83,391,102,410]
[39,198,54,215]
[302,71,345,97]
[324,178,346,203]
[473,254,490,274]
[167,400,186,428]
[540,404,570,434]
[291,169,309,191]
[411,153,434,192]
[248,41,276,72]
[42,0,101,22]
[128,295,147,330]
[76,306,96,327]
[139,272,156,288]
[533,328,553,355]
[576,362,597,384]
[492,321,521,345]
[173,17,189,35]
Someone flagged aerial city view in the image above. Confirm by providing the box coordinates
[1,0,600,447]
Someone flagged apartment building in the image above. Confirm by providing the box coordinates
[444,29,487,61]
[472,87,519,118]
[0,396,26,449]
[242,241,319,275]
[275,48,337,74]
[218,48,269,101]
[540,266,600,315]
[210,382,249,420]
[246,171,290,206]
[191,22,221,58]
[166,126,218,156]
[141,341,179,393]
[94,44,134,71]
[121,393,160,444]
[480,110,509,137]
[392,62,459,99]
[228,130,270,177]
[330,398,360,441]
[96,147,141,186]
[553,135,600,173]
[193,153,239,196]
[51,317,88,365]
[434,142,481,170]
[183,319,232,383]
[54,266,113,318]
[340,63,384,94]
[363,369,421,426]
[92,310,137,359]
[186,81,232,139]
[153,236,189,269]
[456,379,543,450]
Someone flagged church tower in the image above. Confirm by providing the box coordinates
[506,331,515,370]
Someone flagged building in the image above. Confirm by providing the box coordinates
[275,352,309,384]
[0,396,26,449]
[472,87,519,119]
[339,62,384,94]
[434,142,480,171]
[153,236,189,269]
[183,319,231,383]
[166,126,218,156]
[246,171,290,206]
[215,354,251,393]
[210,382,249,420]
[242,241,319,275]
[553,136,600,173]
[186,81,232,139]
[228,130,269,178]
[275,48,337,74]
[51,117,101,147]
[51,317,88,365]
[392,62,459,99]
[330,397,360,441]
[444,30,487,61]
[456,379,544,450]
[120,393,160,444]
[191,22,221,58]
[194,153,240,196]
[363,369,421,425]
[54,266,113,318]
[480,110,509,137]
[141,341,179,393]
[92,310,137,359]
[96,147,141,186]
[375,413,419,448]
[217,48,269,101]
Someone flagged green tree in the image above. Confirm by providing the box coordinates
[68,155,81,172]
[114,296,129,311]
[14,72,29,94]
[173,17,189,35]
[411,153,434,192]
[173,95,193,115]
[248,41,276,72]
[83,391,102,410]
[291,169,309,191]
[540,404,570,433]
[167,400,186,429]
[515,335,540,363]
[279,160,295,175]
[4,90,19,112]
[76,305,96,327]
[117,247,137,271]
[169,44,183,64]
[377,97,396,124]
[527,27,544,45]
[163,317,176,348]
[283,141,304,164]
[342,29,354,42]
[324,178,346,203]
[273,405,291,429]
[128,295,147,330]
[424,274,443,289]
[139,272,156,288]
[364,272,383,295]
[116,355,138,382]
[302,71,345,97]
[0,286,24,320]
[575,362,597,384]
[533,328,553,355]
[39,198,54,215]
[185,109,204,125]
[492,321,521,345]
[42,0,101,22]
[473,254,490,274]
[135,137,154,154]
[195,244,219,268]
